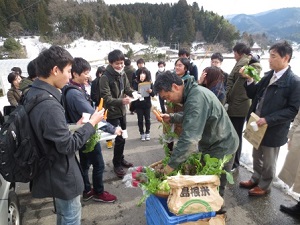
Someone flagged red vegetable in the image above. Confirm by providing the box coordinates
[132,180,140,187]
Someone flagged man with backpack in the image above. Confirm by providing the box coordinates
[63,57,121,203]
[90,66,105,107]
[99,49,135,178]
[23,46,104,224]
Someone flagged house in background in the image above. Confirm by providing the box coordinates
[251,42,262,53]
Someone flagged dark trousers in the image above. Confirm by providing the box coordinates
[159,96,166,113]
[230,116,246,169]
[107,116,127,167]
[79,142,104,194]
[135,107,151,134]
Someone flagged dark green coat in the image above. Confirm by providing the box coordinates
[99,65,134,119]
[168,78,239,169]
[226,54,262,117]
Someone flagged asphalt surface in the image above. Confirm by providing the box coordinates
[16,110,300,225]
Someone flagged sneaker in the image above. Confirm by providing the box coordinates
[93,191,117,203]
[106,140,113,149]
[141,134,145,141]
[82,188,95,201]
[145,133,150,141]
[114,166,126,178]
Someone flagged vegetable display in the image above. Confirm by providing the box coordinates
[136,153,233,205]
[243,65,261,82]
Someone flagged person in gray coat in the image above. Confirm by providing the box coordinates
[25,46,104,225]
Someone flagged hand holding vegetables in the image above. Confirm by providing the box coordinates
[152,109,163,122]
[87,108,104,126]
[163,164,174,175]
[240,65,261,82]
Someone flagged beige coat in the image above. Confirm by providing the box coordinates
[278,109,300,193]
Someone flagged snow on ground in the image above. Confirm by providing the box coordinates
[1,36,300,200]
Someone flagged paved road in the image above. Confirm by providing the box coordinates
[17,111,300,225]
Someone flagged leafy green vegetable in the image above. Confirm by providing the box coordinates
[137,167,166,206]
[157,180,170,192]
[198,154,234,184]
[244,65,261,82]
[82,124,101,153]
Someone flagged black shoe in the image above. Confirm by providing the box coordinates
[121,159,133,168]
[280,202,300,217]
[114,166,126,178]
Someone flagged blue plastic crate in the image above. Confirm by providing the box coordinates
[145,195,216,225]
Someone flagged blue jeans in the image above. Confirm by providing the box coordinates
[79,142,104,194]
[55,196,81,225]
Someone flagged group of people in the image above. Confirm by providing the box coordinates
[153,41,300,218]
[4,40,300,224]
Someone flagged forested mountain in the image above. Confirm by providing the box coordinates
[0,0,239,49]
[229,8,300,43]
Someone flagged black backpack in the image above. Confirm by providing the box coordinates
[90,77,100,105]
[0,93,53,183]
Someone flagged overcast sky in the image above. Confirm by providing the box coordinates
[104,0,300,16]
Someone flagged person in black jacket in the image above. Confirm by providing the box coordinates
[155,61,166,113]
[90,66,105,107]
[134,67,155,141]
[178,48,198,81]
[25,46,104,225]
[239,41,300,196]
[99,49,134,178]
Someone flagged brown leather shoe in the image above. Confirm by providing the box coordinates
[121,159,133,168]
[248,186,270,196]
[114,166,126,178]
[239,180,258,189]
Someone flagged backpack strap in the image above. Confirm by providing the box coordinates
[61,85,81,123]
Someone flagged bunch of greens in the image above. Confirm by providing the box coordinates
[137,167,169,206]
[82,124,101,153]
[198,154,234,184]
[243,65,261,82]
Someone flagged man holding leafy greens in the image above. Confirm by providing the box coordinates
[63,57,122,203]
[153,71,239,197]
